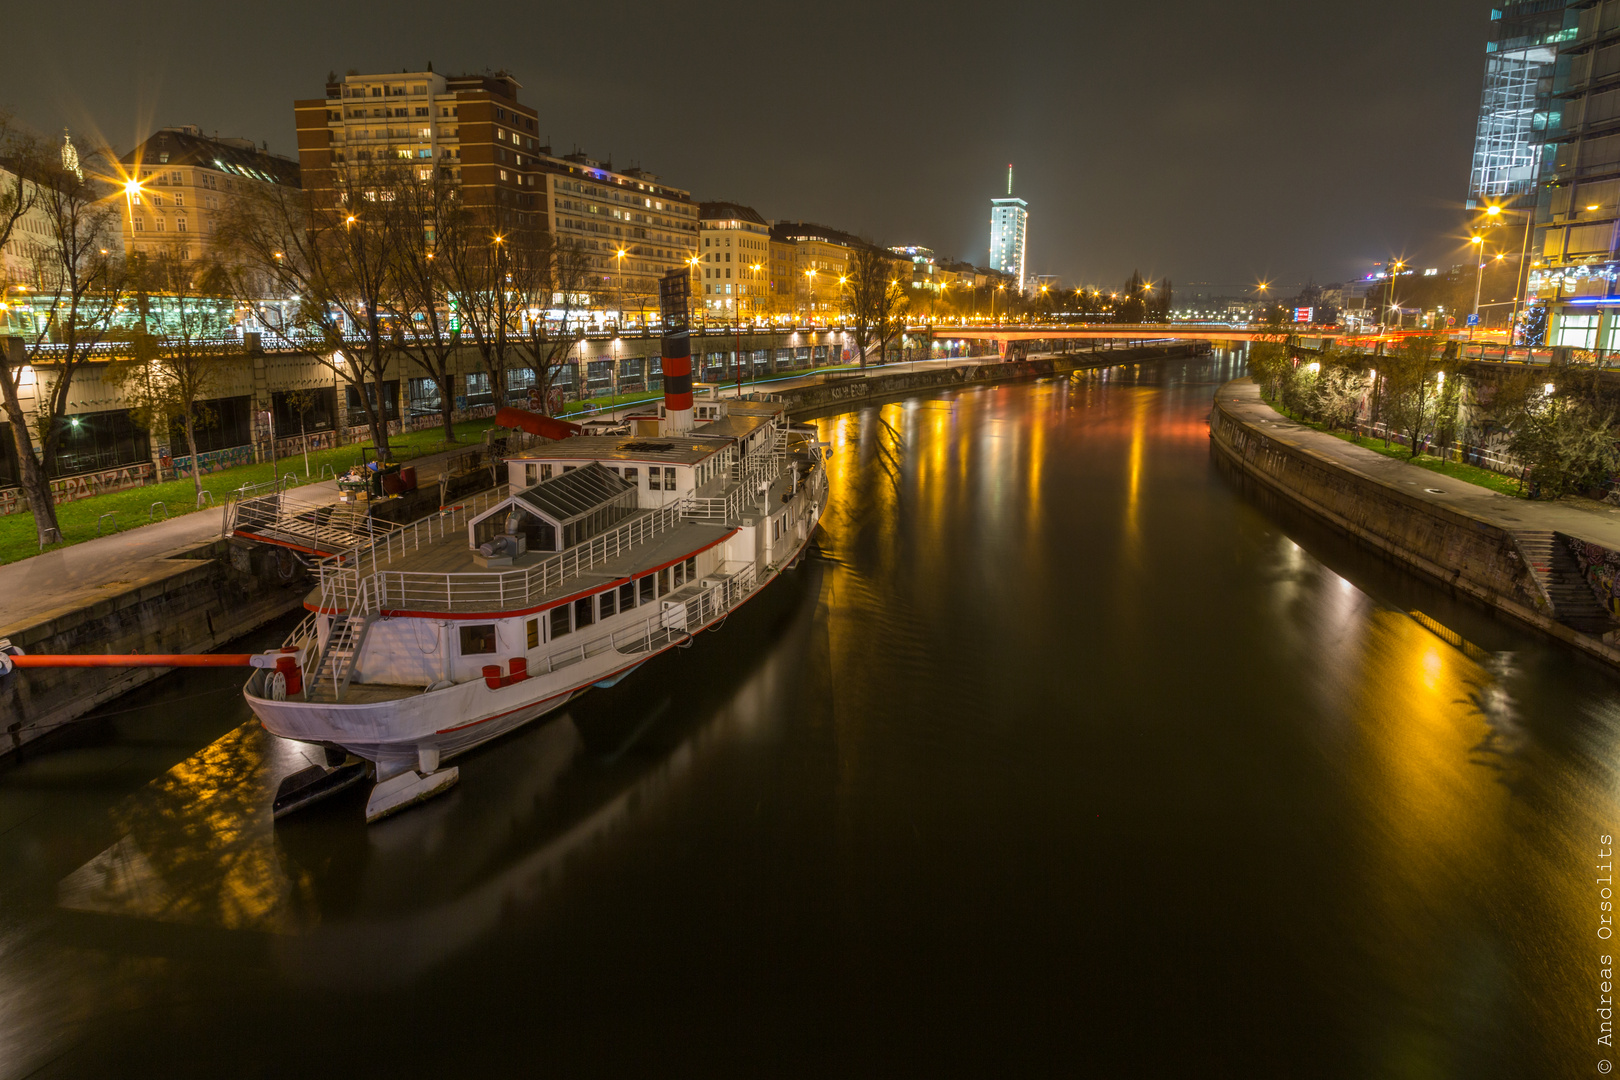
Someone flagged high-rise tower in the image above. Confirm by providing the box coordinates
[1467,1,1576,206]
[989,164,1028,293]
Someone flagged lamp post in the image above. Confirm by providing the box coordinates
[1383,260,1404,335]
[613,248,627,331]
[1484,203,1535,347]
[1469,235,1488,342]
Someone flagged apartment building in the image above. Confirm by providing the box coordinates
[696,202,771,320]
[770,221,858,322]
[116,126,300,261]
[545,155,697,320]
[296,70,697,315]
[295,69,544,236]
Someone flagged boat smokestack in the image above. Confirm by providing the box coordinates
[659,269,694,435]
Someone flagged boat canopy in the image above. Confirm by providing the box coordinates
[468,462,638,553]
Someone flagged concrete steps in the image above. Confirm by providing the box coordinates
[1513,531,1618,635]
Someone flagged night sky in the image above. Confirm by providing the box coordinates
[9,0,1492,297]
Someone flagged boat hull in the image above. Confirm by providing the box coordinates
[244,510,822,777]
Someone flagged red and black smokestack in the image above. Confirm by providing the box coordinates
[659,269,694,434]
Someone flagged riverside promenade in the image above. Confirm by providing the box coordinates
[1212,378,1620,667]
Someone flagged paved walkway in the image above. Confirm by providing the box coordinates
[0,443,482,638]
[1222,378,1620,550]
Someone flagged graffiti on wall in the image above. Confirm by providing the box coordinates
[172,443,256,476]
[2,462,157,516]
[1567,535,1620,618]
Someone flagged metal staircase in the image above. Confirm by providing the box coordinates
[1512,531,1618,635]
[306,613,376,701]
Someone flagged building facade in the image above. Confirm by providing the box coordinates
[295,70,698,319]
[696,202,771,320]
[770,221,857,323]
[1468,1,1577,205]
[116,127,301,262]
[1528,0,1620,348]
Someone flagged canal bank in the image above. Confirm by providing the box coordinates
[1211,376,1620,669]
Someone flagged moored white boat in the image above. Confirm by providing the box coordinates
[243,273,830,821]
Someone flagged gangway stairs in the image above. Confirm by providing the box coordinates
[228,489,398,558]
[304,613,376,702]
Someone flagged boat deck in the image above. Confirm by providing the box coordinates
[305,514,735,615]
[302,681,425,705]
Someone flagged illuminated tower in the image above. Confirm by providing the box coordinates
[989,164,1028,292]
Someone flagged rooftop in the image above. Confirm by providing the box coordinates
[123,126,301,187]
[510,435,728,466]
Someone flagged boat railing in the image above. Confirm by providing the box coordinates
[524,560,761,675]
[316,485,512,614]
[347,496,694,615]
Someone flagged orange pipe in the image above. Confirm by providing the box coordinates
[7,654,258,668]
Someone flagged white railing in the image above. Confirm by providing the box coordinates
[316,485,511,613]
[518,560,761,675]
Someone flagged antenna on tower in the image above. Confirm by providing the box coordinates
[1007,163,1013,196]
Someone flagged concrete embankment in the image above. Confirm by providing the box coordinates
[779,344,1206,418]
[1210,378,1620,670]
[0,540,310,755]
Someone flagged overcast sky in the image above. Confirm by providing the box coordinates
[7,0,1492,297]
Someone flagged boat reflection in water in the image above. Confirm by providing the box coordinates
[57,558,820,988]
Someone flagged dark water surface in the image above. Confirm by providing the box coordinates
[3,353,1619,1077]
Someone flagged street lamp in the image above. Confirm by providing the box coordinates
[613,248,627,330]
[1469,236,1488,341]
[1383,261,1405,334]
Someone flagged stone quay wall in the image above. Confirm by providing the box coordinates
[1208,382,1620,669]
[0,542,310,757]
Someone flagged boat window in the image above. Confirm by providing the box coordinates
[620,581,636,610]
[542,464,553,481]
[673,561,685,588]
[527,618,539,649]
[460,624,497,655]
[685,556,697,580]
[663,466,677,490]
[624,467,638,485]
[648,468,661,491]
[599,588,616,618]
[525,464,539,486]
[550,606,571,638]
[574,595,594,629]
[658,566,670,595]
[639,575,655,604]
[563,465,577,473]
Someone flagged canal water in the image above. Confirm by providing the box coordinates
[1,352,1616,1077]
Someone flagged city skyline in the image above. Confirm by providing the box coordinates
[6,0,1493,291]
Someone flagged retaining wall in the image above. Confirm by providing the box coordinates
[1209,384,1620,669]
[0,542,309,756]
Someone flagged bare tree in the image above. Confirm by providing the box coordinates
[385,171,460,441]
[106,245,239,501]
[214,165,403,459]
[0,136,125,546]
[439,209,523,412]
[846,244,908,369]
[510,233,590,409]
[1384,331,1464,458]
